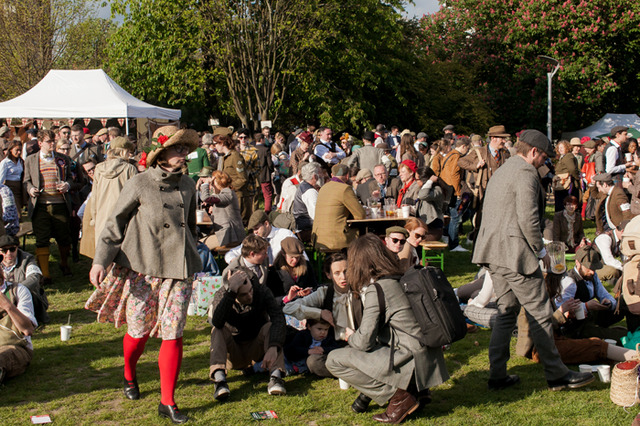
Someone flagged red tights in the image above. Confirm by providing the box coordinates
[122,334,183,406]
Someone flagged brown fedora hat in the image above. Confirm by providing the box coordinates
[145,125,199,167]
[487,125,510,138]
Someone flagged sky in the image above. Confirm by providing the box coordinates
[403,0,441,17]
[98,1,442,20]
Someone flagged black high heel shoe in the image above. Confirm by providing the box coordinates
[158,403,188,423]
[123,377,140,400]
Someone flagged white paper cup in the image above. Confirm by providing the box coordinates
[578,364,592,373]
[402,205,411,218]
[626,153,633,162]
[574,303,585,320]
[187,303,196,316]
[338,378,349,390]
[196,210,205,222]
[597,365,611,383]
[604,339,617,346]
[60,325,72,341]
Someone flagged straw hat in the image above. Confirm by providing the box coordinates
[143,125,199,167]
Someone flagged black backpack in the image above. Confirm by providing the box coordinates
[373,266,467,348]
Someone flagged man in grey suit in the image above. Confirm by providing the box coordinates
[473,129,594,392]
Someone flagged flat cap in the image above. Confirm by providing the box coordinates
[519,129,555,158]
[386,226,409,238]
[331,163,349,177]
[593,173,614,183]
[247,210,269,230]
[611,126,629,136]
[575,245,603,271]
[583,139,596,149]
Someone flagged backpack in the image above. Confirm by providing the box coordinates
[621,215,640,258]
[615,256,640,316]
[373,266,467,348]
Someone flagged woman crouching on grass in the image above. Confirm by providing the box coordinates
[87,126,202,424]
[326,234,449,424]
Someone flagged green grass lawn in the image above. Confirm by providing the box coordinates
[1,209,637,425]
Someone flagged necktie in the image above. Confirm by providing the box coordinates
[255,266,263,280]
[494,150,501,163]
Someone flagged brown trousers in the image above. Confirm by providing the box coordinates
[0,345,33,378]
[209,322,284,377]
[532,335,608,365]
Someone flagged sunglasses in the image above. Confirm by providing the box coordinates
[389,237,406,245]
[413,233,426,240]
[237,135,247,139]
[0,246,17,253]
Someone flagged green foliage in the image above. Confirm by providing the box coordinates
[106,0,224,127]
[420,0,640,136]
[0,0,96,101]
[55,18,114,70]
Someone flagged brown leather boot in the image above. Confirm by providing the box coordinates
[372,388,419,424]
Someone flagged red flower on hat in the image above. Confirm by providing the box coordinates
[157,135,169,145]
[139,152,147,168]
[581,136,590,144]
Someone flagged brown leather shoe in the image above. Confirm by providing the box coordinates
[372,388,419,424]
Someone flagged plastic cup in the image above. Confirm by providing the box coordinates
[338,378,349,390]
[604,338,617,346]
[60,325,72,341]
[626,153,633,162]
[578,364,592,374]
[597,365,611,383]
[402,205,411,218]
[187,303,196,316]
[574,303,585,320]
[196,210,205,223]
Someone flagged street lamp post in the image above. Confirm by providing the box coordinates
[537,55,560,142]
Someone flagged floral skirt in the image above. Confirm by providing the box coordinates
[85,264,192,339]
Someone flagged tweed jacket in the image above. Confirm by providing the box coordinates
[311,180,365,250]
[69,142,103,165]
[554,152,580,188]
[90,157,138,245]
[209,278,286,348]
[416,180,444,225]
[256,143,274,183]
[472,155,546,276]
[331,278,449,397]
[457,145,509,200]
[388,177,420,206]
[23,152,73,218]
[221,254,269,287]
[218,150,248,197]
[595,186,632,233]
[552,211,584,248]
[210,187,245,247]
[348,145,385,173]
[93,166,202,280]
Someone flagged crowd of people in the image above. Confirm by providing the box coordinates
[1,119,640,424]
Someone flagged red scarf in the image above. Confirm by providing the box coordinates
[397,179,415,208]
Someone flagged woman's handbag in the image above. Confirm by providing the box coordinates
[610,345,640,407]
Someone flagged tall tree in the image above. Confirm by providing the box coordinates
[420,0,640,135]
[0,0,96,100]
[200,0,326,130]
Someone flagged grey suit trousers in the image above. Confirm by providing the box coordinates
[487,265,569,381]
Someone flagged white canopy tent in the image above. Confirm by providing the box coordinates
[0,69,181,134]
[562,113,640,140]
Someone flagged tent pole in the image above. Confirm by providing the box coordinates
[125,118,129,136]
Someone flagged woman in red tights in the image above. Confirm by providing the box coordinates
[87,126,202,423]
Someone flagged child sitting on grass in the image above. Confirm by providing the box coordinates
[284,318,339,377]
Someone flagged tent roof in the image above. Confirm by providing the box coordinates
[562,113,640,140]
[0,69,181,120]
